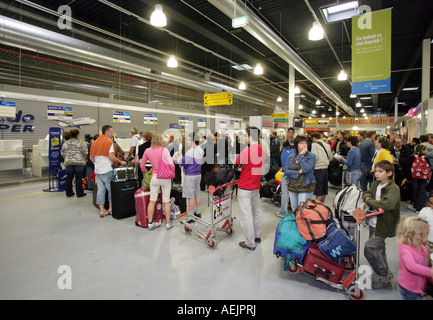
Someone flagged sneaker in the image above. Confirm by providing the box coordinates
[148,221,161,231]
[372,272,394,289]
[255,238,261,243]
[187,213,196,224]
[275,212,283,218]
[166,221,174,230]
[194,212,202,219]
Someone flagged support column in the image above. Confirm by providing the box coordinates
[288,65,295,128]
[422,38,432,133]
[394,97,398,128]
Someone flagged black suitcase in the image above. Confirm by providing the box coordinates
[111,179,137,219]
[170,186,187,214]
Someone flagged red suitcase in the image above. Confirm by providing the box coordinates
[134,189,164,228]
[301,241,346,284]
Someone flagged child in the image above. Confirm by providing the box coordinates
[363,160,401,289]
[419,195,433,266]
[411,144,431,213]
[396,216,433,300]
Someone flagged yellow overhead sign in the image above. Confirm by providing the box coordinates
[272,113,289,118]
[204,92,233,106]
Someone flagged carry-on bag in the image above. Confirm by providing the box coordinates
[134,189,164,228]
[170,186,187,214]
[302,241,346,284]
[274,214,309,261]
[333,184,367,223]
[113,166,135,182]
[295,199,333,241]
[316,221,357,264]
[111,179,137,219]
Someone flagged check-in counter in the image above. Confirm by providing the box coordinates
[0,140,24,171]
[32,139,49,177]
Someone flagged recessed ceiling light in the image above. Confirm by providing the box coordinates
[402,87,419,91]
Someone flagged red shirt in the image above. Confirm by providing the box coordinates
[236,143,265,190]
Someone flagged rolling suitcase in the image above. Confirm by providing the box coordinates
[170,186,187,214]
[111,179,137,220]
[93,182,109,210]
[134,189,164,228]
[301,241,346,284]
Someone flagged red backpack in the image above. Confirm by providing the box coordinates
[411,155,431,180]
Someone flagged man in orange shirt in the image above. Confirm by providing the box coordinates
[236,126,265,250]
[90,125,126,217]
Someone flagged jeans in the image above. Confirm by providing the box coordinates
[65,165,85,197]
[288,191,313,212]
[347,169,361,186]
[238,188,262,248]
[359,165,370,192]
[279,178,290,215]
[96,171,114,204]
[412,179,428,211]
[86,165,94,190]
[398,284,423,300]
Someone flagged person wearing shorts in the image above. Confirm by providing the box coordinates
[141,131,175,230]
[310,132,332,203]
[181,132,204,219]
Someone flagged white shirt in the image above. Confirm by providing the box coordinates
[369,181,388,228]
[94,144,114,174]
[130,134,140,148]
[419,207,433,243]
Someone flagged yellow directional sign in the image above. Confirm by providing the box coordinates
[272,113,289,118]
[204,92,233,106]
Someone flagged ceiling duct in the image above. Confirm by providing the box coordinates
[208,0,355,116]
[0,15,266,106]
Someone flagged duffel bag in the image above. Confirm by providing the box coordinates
[295,199,333,241]
[316,220,357,264]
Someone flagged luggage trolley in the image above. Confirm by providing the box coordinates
[287,207,384,300]
[179,179,238,249]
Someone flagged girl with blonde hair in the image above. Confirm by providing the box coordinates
[397,216,433,299]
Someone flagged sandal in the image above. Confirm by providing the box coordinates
[99,211,109,218]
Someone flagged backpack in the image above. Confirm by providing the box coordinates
[295,199,333,241]
[333,184,368,223]
[411,155,431,180]
[280,146,295,168]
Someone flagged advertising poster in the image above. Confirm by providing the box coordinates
[351,8,392,95]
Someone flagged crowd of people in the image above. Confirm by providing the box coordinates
[59,124,433,300]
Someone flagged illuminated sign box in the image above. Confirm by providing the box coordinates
[232,16,248,28]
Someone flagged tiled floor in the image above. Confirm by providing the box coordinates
[0,181,430,300]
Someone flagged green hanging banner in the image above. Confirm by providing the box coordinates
[351,8,392,95]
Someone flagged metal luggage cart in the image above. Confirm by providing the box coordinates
[287,207,384,300]
[179,179,239,249]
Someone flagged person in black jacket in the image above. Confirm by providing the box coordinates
[332,131,349,157]
[390,137,413,188]
[270,130,281,171]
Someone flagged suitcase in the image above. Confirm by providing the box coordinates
[113,167,135,182]
[301,242,346,284]
[92,182,109,210]
[170,186,187,214]
[274,214,309,261]
[134,189,164,228]
[111,179,137,220]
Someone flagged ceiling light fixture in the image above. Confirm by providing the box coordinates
[298,104,303,110]
[277,96,282,102]
[294,86,301,94]
[338,69,347,81]
[167,55,178,68]
[239,81,246,90]
[308,21,324,41]
[316,99,321,105]
[150,4,167,27]
[356,102,362,108]
[253,63,263,75]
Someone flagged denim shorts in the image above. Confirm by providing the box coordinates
[96,171,114,204]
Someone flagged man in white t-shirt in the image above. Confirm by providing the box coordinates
[126,127,140,162]
[90,125,126,218]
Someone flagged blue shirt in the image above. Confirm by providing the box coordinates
[358,139,375,168]
[341,147,361,171]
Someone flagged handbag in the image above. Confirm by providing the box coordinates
[143,168,153,190]
[156,147,175,179]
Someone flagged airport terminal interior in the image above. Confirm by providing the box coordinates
[0,0,433,301]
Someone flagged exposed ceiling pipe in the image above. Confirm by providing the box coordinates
[0,15,268,107]
[208,0,355,116]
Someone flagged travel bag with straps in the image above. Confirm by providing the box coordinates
[295,199,333,241]
[333,184,368,223]
[411,155,431,180]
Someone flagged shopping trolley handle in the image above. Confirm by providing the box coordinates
[353,208,385,225]
[209,180,240,196]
